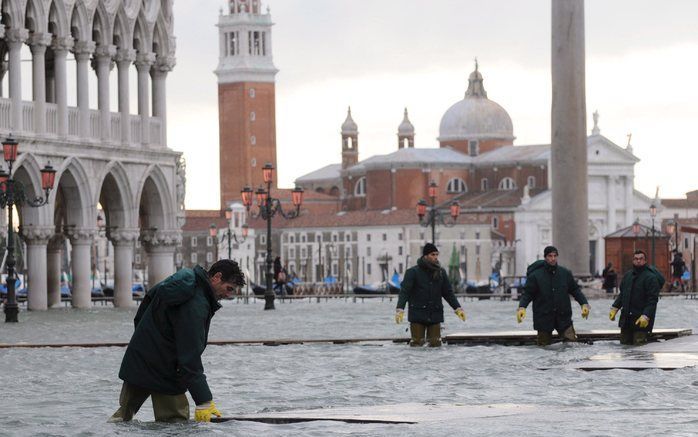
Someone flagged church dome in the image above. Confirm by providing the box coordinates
[341,106,358,134]
[438,65,514,142]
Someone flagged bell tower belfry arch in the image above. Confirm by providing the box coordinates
[216,0,278,208]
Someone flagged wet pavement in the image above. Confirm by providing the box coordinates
[1,297,697,436]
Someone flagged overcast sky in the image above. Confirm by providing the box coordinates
[169,0,698,210]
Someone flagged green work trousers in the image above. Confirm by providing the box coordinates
[536,325,577,346]
[109,382,189,422]
[620,327,649,346]
[410,322,442,347]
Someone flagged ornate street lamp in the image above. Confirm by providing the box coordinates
[416,180,460,244]
[241,163,304,310]
[1,136,56,322]
[649,203,657,265]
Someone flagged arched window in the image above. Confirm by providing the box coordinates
[468,140,479,156]
[354,177,366,196]
[498,177,517,190]
[481,178,489,191]
[527,176,536,188]
[446,178,467,194]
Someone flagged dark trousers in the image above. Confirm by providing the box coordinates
[409,322,442,347]
[109,382,189,422]
[536,325,577,346]
[620,327,648,345]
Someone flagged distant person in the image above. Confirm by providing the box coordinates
[609,250,660,345]
[109,260,245,423]
[395,243,466,347]
[516,246,590,346]
[670,252,686,292]
[602,263,617,294]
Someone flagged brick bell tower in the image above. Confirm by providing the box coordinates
[215,0,278,208]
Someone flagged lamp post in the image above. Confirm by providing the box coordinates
[1,136,56,322]
[632,219,641,253]
[650,203,657,265]
[209,218,248,261]
[241,163,304,310]
[416,180,460,244]
[666,217,680,254]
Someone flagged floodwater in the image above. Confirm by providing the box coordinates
[1,296,698,436]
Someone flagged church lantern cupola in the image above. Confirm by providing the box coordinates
[397,108,415,149]
[341,107,359,169]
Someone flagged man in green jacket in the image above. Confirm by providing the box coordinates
[109,260,245,423]
[516,246,590,346]
[395,243,466,347]
[609,250,660,345]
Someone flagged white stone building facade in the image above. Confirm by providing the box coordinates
[0,0,182,310]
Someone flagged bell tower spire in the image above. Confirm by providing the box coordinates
[216,0,279,208]
[341,107,359,169]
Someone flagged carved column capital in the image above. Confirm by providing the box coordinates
[109,228,140,246]
[29,33,52,54]
[152,55,176,75]
[114,48,136,65]
[140,229,182,250]
[51,36,74,53]
[135,52,157,71]
[73,40,96,61]
[20,226,54,245]
[5,28,28,46]
[64,227,97,245]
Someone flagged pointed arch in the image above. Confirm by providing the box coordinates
[136,164,175,230]
[112,7,130,49]
[91,1,113,47]
[2,0,23,29]
[46,0,69,38]
[132,9,151,53]
[14,153,53,227]
[24,0,47,34]
[68,0,89,41]
[52,156,95,228]
[152,13,170,57]
[98,161,136,230]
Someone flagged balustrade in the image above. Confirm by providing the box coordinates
[0,96,162,146]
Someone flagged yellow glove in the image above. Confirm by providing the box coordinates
[195,401,222,422]
[455,308,466,322]
[609,307,619,321]
[581,304,590,319]
[516,307,526,323]
[395,309,405,324]
[635,315,650,329]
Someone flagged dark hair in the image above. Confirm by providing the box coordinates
[634,249,647,258]
[208,260,246,286]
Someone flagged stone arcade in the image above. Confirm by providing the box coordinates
[0,0,182,310]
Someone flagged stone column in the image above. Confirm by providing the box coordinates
[151,56,175,147]
[551,0,589,275]
[607,175,616,231]
[66,229,95,309]
[45,49,55,104]
[6,28,28,131]
[92,45,116,141]
[115,49,135,145]
[142,230,180,288]
[73,41,95,138]
[52,37,73,137]
[47,235,63,307]
[30,33,52,134]
[625,175,634,226]
[110,229,139,308]
[135,52,156,145]
[22,227,53,311]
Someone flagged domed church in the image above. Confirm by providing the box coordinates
[295,63,654,276]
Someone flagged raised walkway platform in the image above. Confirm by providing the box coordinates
[0,328,690,349]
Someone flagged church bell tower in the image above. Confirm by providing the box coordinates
[216,0,278,208]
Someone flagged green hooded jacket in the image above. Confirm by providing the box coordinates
[397,257,461,325]
[118,266,221,404]
[518,260,588,332]
[612,265,660,332]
